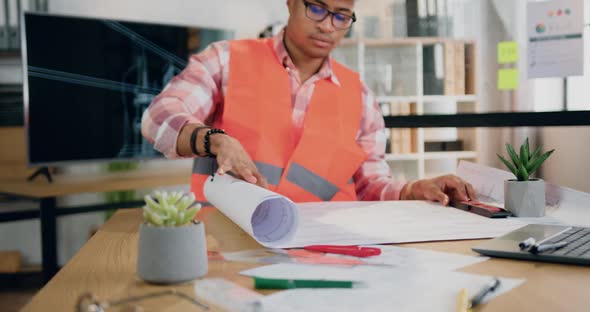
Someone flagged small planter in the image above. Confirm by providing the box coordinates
[137,221,208,284]
[504,179,546,217]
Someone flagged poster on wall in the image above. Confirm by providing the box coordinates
[527,0,584,78]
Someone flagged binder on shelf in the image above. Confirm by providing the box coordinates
[385,128,392,154]
[436,0,453,37]
[389,102,417,155]
[389,102,401,154]
[406,0,453,37]
[426,0,439,37]
[454,42,466,95]
[465,44,476,95]
[399,102,413,154]
[390,128,402,154]
[424,140,464,152]
[406,0,428,37]
[443,42,456,95]
[423,45,444,95]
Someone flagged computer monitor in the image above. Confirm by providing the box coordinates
[22,12,233,166]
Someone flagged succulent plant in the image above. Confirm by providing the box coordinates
[497,138,555,182]
[143,191,201,227]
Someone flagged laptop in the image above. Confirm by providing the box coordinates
[473,224,590,266]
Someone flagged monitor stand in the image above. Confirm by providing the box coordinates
[27,166,54,183]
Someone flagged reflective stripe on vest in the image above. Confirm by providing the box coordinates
[193,157,218,175]
[256,162,284,186]
[286,162,340,201]
[193,157,284,186]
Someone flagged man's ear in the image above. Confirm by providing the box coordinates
[286,0,294,14]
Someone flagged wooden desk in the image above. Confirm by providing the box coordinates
[0,169,191,198]
[0,169,190,284]
[22,208,590,312]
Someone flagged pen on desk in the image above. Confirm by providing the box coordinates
[253,277,357,290]
[456,288,471,312]
[303,245,381,257]
[529,241,570,254]
[470,277,501,308]
[518,237,536,250]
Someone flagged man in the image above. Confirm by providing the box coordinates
[142,0,475,205]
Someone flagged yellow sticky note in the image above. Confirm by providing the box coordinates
[497,41,518,64]
[498,69,519,90]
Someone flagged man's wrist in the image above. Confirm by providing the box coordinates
[208,131,229,156]
[177,123,206,157]
[401,181,416,200]
[190,126,211,156]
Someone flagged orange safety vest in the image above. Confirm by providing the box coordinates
[190,38,368,204]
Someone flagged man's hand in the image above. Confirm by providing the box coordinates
[210,134,269,189]
[400,175,476,206]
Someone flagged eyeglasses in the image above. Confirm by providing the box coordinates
[302,0,357,30]
[76,290,209,312]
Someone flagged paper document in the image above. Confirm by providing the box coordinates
[279,201,525,248]
[241,260,487,284]
[240,244,487,272]
[498,68,519,90]
[359,245,488,270]
[194,278,263,312]
[222,245,488,269]
[259,278,524,312]
[527,0,584,78]
[457,161,590,227]
[497,41,519,64]
[206,175,525,248]
[204,174,299,248]
[246,265,524,312]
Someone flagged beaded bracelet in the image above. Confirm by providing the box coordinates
[190,126,211,157]
[203,128,226,157]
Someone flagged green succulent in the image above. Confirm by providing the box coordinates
[142,191,201,227]
[497,138,555,181]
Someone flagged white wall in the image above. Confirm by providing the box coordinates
[472,0,508,168]
[49,0,289,39]
[537,1,590,193]
[541,126,590,193]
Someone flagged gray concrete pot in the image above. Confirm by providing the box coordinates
[504,179,546,217]
[137,221,208,284]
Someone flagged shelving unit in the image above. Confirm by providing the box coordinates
[333,38,479,181]
[385,151,478,161]
[377,94,477,103]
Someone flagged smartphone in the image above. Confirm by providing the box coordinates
[450,200,512,218]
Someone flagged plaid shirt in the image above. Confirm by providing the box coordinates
[142,31,405,201]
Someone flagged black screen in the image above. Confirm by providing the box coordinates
[24,13,233,165]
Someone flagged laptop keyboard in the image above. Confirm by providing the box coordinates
[541,227,590,258]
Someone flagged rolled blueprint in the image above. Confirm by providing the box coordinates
[204,174,299,248]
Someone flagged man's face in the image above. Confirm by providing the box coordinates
[286,0,355,58]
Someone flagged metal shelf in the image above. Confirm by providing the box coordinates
[377,95,477,103]
[386,151,477,161]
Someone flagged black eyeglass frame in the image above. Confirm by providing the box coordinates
[302,0,357,30]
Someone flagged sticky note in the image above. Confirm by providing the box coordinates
[498,69,519,90]
[497,41,519,64]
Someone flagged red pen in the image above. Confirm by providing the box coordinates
[303,245,381,258]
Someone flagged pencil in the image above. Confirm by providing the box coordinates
[457,288,471,312]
